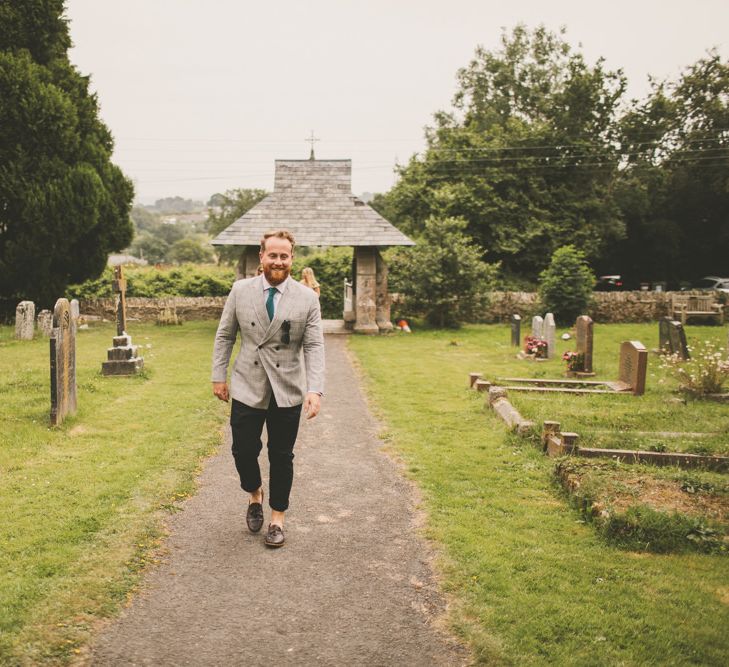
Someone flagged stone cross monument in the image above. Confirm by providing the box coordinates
[101,266,144,376]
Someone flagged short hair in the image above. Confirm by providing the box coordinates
[260,229,296,253]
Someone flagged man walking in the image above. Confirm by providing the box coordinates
[212,230,324,547]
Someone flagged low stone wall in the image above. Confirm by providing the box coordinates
[80,297,227,322]
[79,291,723,324]
[482,290,721,323]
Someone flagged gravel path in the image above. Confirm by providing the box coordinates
[90,336,468,666]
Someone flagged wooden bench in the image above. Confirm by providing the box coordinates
[671,294,724,325]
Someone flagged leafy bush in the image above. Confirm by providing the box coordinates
[68,265,236,299]
[385,216,499,328]
[538,245,595,324]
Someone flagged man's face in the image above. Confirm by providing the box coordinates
[260,236,294,286]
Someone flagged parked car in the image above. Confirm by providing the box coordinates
[694,276,729,293]
[594,274,624,291]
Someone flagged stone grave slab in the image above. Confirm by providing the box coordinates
[37,309,53,337]
[531,315,544,340]
[510,314,521,347]
[575,315,594,374]
[15,301,35,340]
[544,313,556,359]
[50,298,77,425]
[611,341,648,396]
[667,320,690,360]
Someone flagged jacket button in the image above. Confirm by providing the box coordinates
[251,322,255,326]
[275,346,279,351]
[254,361,258,365]
[276,363,280,368]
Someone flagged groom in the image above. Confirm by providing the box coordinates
[212,229,324,547]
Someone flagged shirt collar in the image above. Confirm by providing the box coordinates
[261,275,290,293]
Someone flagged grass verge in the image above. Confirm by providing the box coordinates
[349,324,729,665]
[0,321,226,665]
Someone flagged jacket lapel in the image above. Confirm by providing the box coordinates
[251,275,269,331]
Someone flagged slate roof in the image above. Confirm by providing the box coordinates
[211,159,415,247]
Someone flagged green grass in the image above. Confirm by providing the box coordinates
[349,324,729,665]
[0,321,227,664]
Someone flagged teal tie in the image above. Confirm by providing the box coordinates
[266,286,277,321]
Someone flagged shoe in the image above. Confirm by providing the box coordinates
[246,490,264,533]
[264,523,285,548]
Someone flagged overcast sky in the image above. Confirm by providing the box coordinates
[65,0,728,204]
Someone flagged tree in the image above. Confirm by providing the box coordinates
[378,25,626,281]
[129,232,169,264]
[0,1,134,309]
[166,238,214,265]
[206,188,268,263]
[538,245,595,324]
[390,216,499,328]
[603,51,729,285]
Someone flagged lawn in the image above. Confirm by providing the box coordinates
[348,322,729,666]
[0,321,228,664]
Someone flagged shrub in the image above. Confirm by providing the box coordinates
[538,245,595,324]
[385,216,499,328]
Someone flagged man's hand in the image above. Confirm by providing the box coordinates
[303,392,321,419]
[213,382,230,402]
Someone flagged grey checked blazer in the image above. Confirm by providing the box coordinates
[211,275,325,408]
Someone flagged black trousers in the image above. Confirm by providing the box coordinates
[230,395,302,512]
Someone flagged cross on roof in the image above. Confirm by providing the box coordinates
[306,130,320,160]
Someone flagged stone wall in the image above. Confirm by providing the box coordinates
[79,291,724,324]
[80,297,227,322]
[481,290,722,323]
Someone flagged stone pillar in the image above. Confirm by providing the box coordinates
[353,246,378,334]
[15,301,35,340]
[375,249,392,332]
[236,246,261,279]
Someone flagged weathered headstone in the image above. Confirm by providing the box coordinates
[531,315,544,340]
[658,317,671,353]
[510,314,521,346]
[70,299,80,323]
[15,301,35,340]
[667,320,690,360]
[101,266,144,376]
[50,298,77,425]
[544,313,556,359]
[617,341,648,396]
[37,309,53,337]
[575,315,594,374]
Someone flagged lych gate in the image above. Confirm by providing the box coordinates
[211,158,414,333]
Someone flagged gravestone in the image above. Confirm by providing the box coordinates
[667,320,690,360]
[50,298,77,425]
[15,301,35,340]
[575,316,594,374]
[543,313,556,359]
[618,341,648,396]
[101,266,144,376]
[531,315,544,340]
[70,299,80,324]
[37,309,53,337]
[658,317,672,353]
[510,314,521,346]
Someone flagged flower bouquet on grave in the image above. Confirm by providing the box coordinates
[562,350,585,372]
[524,335,548,359]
